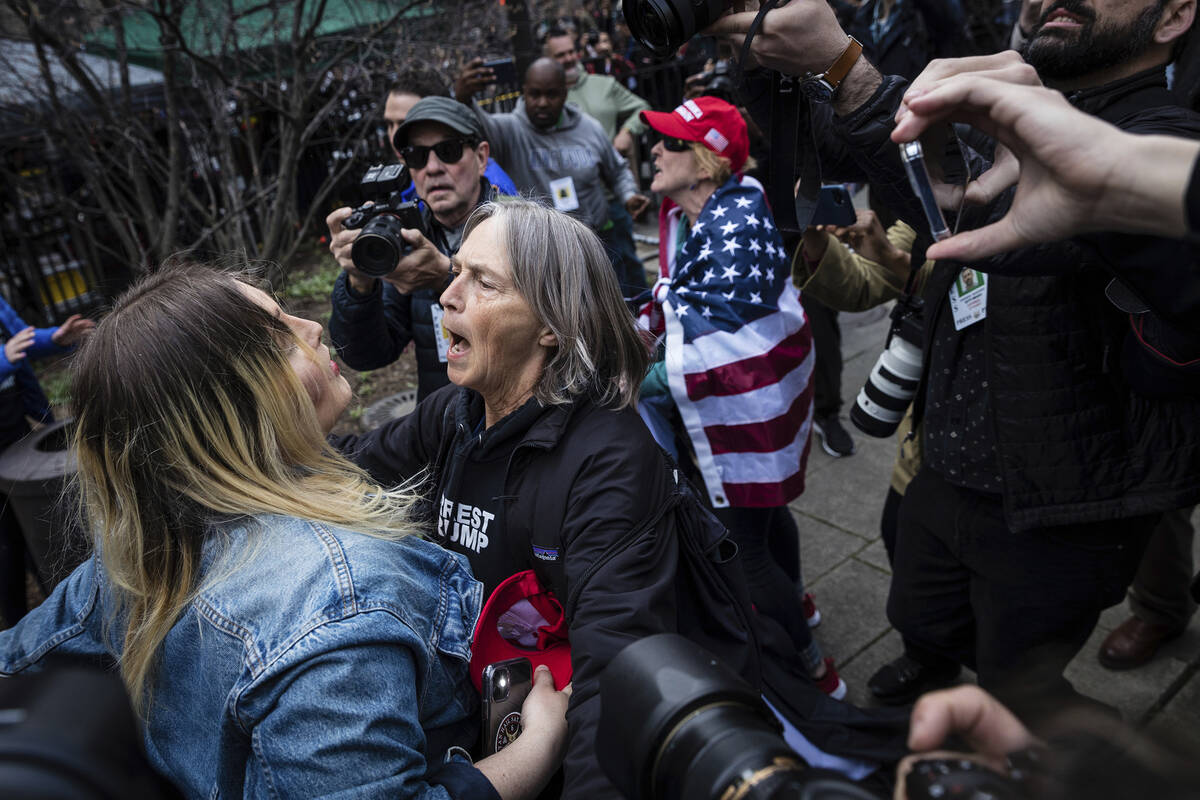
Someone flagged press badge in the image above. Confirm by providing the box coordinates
[549,176,580,212]
[948,268,987,330]
[431,303,450,362]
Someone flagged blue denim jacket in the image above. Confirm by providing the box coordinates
[0,515,494,800]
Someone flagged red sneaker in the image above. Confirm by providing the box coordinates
[803,592,821,628]
[815,657,847,700]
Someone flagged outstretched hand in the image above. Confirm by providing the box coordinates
[456,57,497,101]
[51,314,96,347]
[4,327,35,363]
[889,52,1195,260]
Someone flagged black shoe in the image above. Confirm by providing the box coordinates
[814,414,856,457]
[867,654,960,705]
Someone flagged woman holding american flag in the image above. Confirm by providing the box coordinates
[637,96,846,699]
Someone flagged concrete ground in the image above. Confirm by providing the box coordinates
[631,221,1200,745]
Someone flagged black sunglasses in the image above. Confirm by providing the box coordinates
[397,137,476,169]
[656,133,692,152]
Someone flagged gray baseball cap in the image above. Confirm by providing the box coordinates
[393,96,485,148]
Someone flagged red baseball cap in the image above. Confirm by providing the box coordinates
[639,96,750,173]
[469,570,573,692]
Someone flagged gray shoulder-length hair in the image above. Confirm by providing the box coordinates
[462,196,651,410]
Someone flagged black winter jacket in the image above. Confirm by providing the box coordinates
[335,385,909,798]
[823,67,1200,531]
[329,178,499,401]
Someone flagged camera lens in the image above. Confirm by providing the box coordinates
[351,213,409,277]
[623,0,727,57]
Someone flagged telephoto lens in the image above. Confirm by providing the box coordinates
[850,296,925,438]
[622,0,728,57]
[598,635,881,800]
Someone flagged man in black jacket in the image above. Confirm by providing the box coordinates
[711,0,1200,719]
[326,96,503,401]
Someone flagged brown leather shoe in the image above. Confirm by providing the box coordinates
[1098,615,1184,670]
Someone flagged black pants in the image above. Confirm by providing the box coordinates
[714,505,816,659]
[804,296,843,418]
[888,466,1157,717]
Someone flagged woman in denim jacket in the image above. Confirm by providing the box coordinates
[0,265,568,799]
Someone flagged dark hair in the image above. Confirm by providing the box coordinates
[387,62,450,102]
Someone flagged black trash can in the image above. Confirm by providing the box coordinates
[0,419,88,593]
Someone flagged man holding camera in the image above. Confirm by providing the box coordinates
[327,97,505,401]
[712,0,1200,719]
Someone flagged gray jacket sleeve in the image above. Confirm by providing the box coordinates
[598,132,638,203]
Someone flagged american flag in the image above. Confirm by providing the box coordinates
[640,177,814,508]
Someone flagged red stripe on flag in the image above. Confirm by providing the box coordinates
[721,465,810,507]
[702,380,814,455]
[683,325,812,401]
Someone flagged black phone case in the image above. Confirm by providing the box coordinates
[811,185,857,227]
[481,657,534,756]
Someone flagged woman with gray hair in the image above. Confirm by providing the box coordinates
[334,197,700,797]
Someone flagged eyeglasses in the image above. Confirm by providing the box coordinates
[656,134,692,152]
[397,137,476,169]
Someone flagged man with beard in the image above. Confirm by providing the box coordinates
[466,59,650,266]
[710,0,1200,720]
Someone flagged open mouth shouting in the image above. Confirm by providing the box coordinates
[446,326,470,360]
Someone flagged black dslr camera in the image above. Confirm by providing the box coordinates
[599,635,1028,800]
[344,163,426,278]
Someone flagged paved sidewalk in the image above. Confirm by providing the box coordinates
[791,305,1200,748]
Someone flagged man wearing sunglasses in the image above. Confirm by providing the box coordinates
[327,97,504,402]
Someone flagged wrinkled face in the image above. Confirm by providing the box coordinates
[650,138,703,198]
[405,121,487,229]
[238,283,351,434]
[1024,0,1167,81]
[439,218,553,420]
[523,69,568,130]
[384,91,421,159]
[545,34,581,81]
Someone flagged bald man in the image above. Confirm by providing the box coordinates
[469,59,649,293]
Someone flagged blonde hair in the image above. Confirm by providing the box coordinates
[690,142,756,186]
[70,263,420,713]
[463,197,651,409]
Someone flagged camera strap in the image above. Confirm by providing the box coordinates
[734,0,821,234]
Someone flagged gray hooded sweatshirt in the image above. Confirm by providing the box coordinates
[474,99,638,231]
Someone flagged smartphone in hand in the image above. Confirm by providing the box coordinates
[481,657,534,756]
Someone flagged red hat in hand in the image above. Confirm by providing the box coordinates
[640,96,750,174]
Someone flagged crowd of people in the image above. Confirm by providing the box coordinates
[1,0,1200,797]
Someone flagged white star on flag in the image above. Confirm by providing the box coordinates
[721,238,742,255]
[702,267,716,283]
[711,204,728,218]
[701,306,713,318]
[748,263,762,280]
[763,217,774,231]
[750,291,762,304]
[747,240,762,253]
[676,304,689,317]
[734,197,753,208]
[723,289,736,300]
[692,218,706,233]
[697,240,714,261]
[721,263,741,280]
[744,213,760,228]
[719,220,738,236]
[765,242,777,257]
